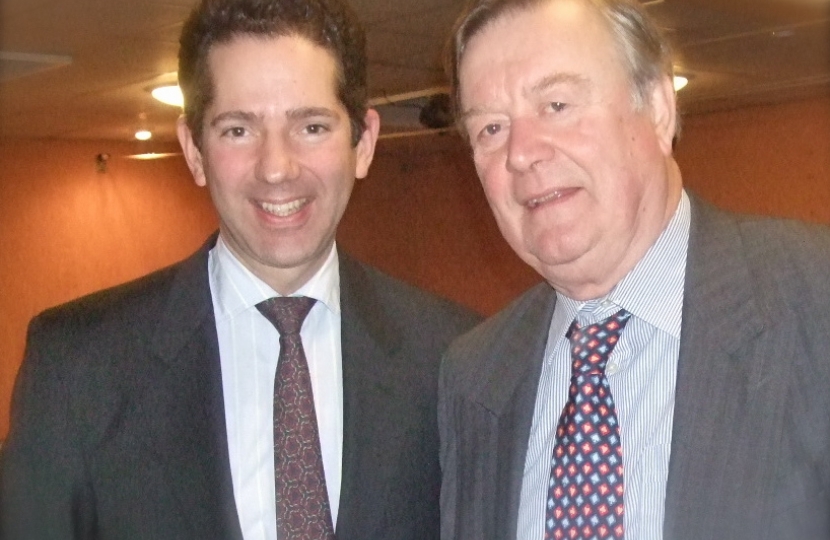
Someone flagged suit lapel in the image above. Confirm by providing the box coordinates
[335,254,410,536]
[140,236,243,540]
[663,198,771,538]
[474,284,557,538]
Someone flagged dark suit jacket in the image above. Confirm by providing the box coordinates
[439,196,830,539]
[0,236,480,539]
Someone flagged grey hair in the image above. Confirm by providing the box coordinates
[448,0,678,130]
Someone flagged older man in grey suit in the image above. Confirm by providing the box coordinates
[439,0,830,538]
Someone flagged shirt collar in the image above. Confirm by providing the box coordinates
[551,189,690,342]
[208,236,341,321]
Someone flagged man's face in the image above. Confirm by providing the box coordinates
[178,34,378,294]
[458,0,680,299]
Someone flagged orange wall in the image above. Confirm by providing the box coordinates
[0,140,219,437]
[340,133,540,314]
[1,94,829,436]
[676,96,830,223]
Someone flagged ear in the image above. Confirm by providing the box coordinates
[176,116,207,187]
[648,75,677,156]
[354,108,380,179]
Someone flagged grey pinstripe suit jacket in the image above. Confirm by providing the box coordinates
[440,195,830,539]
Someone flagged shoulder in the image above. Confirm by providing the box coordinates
[688,197,830,373]
[737,215,830,319]
[690,194,830,261]
[442,282,554,387]
[24,240,212,374]
[694,198,830,292]
[737,215,830,263]
[449,282,553,356]
[30,258,193,346]
[339,253,482,342]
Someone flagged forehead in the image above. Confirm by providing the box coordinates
[458,0,622,108]
[206,34,340,102]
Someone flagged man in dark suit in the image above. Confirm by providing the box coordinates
[439,0,830,538]
[0,0,479,538]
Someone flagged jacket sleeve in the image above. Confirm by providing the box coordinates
[0,314,96,540]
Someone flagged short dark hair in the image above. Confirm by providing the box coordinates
[448,0,676,130]
[178,0,368,147]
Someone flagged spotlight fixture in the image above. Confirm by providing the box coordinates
[135,130,152,141]
[673,75,689,92]
[125,152,181,160]
[151,85,183,108]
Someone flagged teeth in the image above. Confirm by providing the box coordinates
[260,198,309,217]
[527,190,561,209]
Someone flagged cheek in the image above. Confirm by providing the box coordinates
[204,147,253,187]
[476,154,508,200]
[303,143,355,181]
[481,179,526,253]
[479,175,507,218]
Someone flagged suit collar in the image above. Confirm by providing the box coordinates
[680,195,767,358]
[141,233,243,540]
[335,253,418,536]
[475,284,557,416]
[475,283,558,538]
[337,250,401,357]
[151,233,218,362]
[664,196,770,538]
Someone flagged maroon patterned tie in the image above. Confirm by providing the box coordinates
[545,309,631,540]
[257,297,336,540]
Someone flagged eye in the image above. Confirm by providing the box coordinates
[482,123,502,137]
[548,102,567,112]
[303,123,330,135]
[222,126,248,138]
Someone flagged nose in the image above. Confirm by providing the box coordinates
[505,116,555,174]
[256,132,299,184]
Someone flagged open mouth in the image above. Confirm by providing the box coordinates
[526,190,563,209]
[260,198,310,217]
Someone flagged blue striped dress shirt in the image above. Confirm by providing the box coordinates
[517,191,690,540]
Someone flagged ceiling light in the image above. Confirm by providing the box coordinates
[673,75,689,92]
[151,85,183,108]
[124,152,182,160]
[135,130,152,141]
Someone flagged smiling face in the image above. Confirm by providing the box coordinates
[458,0,681,300]
[178,34,379,295]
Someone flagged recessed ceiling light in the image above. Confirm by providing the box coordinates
[125,152,182,160]
[151,85,183,108]
[135,129,152,141]
[673,75,689,92]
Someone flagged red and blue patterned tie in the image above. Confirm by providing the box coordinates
[545,309,631,540]
[257,296,336,540]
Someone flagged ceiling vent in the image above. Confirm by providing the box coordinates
[0,51,72,82]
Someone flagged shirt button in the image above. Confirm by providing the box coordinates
[601,300,614,309]
[606,362,619,375]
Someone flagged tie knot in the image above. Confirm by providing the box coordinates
[566,308,631,374]
[257,296,317,336]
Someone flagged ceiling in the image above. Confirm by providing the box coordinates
[1,0,828,145]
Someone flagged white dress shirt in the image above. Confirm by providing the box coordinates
[208,237,343,540]
[517,191,691,540]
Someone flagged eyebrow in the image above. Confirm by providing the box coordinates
[209,106,340,127]
[528,72,590,95]
[458,72,592,123]
[210,110,257,127]
[286,106,339,121]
